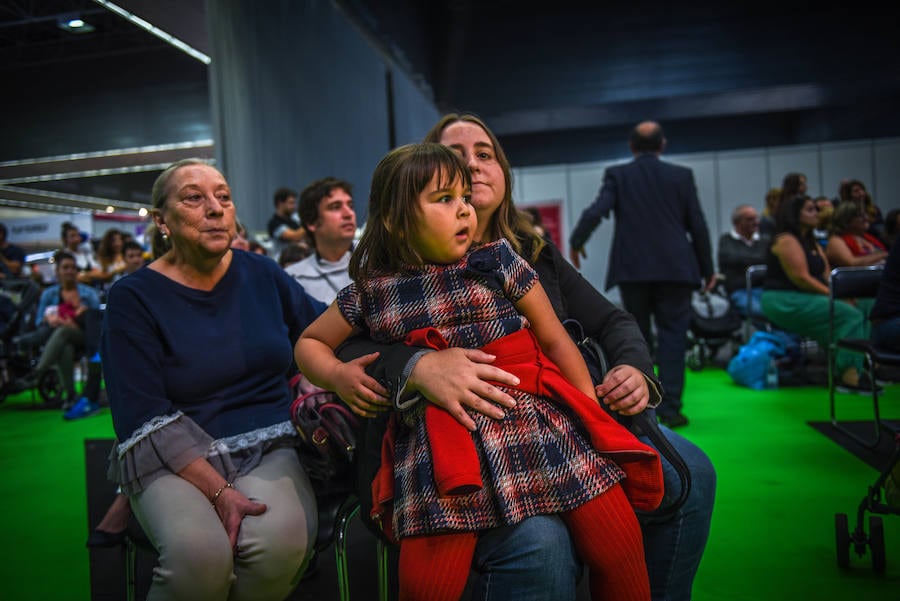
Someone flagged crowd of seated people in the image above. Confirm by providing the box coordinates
[720,172,895,393]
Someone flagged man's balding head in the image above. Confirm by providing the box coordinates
[630,121,666,155]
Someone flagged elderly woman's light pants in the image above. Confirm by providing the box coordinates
[130,447,317,601]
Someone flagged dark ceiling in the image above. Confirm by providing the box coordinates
[2,0,899,214]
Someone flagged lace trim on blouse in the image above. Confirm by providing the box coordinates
[116,412,184,458]
[207,420,297,457]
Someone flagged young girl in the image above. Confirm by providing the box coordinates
[295,143,663,601]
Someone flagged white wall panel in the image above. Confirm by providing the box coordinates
[714,149,768,236]
[820,141,872,202]
[874,138,900,212]
[767,145,819,195]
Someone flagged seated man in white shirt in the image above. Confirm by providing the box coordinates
[285,177,357,303]
[717,204,769,318]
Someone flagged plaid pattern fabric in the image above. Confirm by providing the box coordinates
[339,238,624,537]
[392,393,624,537]
[338,239,535,348]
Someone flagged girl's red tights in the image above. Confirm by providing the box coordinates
[398,483,648,601]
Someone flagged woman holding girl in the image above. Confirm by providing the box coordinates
[296,143,662,601]
[337,113,716,601]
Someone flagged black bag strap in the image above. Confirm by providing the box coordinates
[562,319,692,519]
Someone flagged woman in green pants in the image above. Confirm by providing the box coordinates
[761,194,873,392]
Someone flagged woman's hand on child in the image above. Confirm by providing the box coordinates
[332,352,391,417]
[408,348,519,431]
[595,364,649,416]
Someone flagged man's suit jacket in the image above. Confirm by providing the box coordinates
[570,153,714,291]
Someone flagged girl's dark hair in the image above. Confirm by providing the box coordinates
[349,143,470,281]
[423,113,544,262]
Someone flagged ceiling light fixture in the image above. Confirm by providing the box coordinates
[92,0,211,65]
[58,13,96,33]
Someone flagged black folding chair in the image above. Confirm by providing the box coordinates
[828,266,900,448]
[743,264,770,343]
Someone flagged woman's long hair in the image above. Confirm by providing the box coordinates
[775,194,817,247]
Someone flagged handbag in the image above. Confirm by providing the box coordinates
[563,319,692,519]
[289,372,360,486]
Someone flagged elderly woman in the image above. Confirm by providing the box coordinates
[761,195,873,392]
[101,159,326,600]
[826,201,888,267]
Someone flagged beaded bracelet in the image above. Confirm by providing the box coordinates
[211,481,234,507]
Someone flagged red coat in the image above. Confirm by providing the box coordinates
[371,328,664,539]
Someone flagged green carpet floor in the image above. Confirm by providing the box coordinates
[1,367,899,601]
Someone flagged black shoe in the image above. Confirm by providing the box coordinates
[658,412,689,429]
[86,528,127,548]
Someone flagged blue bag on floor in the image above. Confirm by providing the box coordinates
[727,332,789,390]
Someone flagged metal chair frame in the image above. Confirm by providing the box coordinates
[827,265,900,448]
[743,264,770,343]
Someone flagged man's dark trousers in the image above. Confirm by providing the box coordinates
[618,281,694,418]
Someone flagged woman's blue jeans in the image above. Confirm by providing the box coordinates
[468,425,716,601]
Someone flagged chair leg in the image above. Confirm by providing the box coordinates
[830,349,883,448]
[334,501,360,601]
[125,537,137,601]
[377,539,390,601]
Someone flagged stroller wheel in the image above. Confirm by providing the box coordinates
[869,516,886,573]
[38,370,63,405]
[835,513,851,569]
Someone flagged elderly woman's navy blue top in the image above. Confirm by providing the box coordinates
[102,249,325,442]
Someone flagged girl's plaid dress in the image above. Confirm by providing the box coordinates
[337,238,625,538]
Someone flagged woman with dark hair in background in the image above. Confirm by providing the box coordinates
[761,195,873,392]
[825,201,887,267]
[838,179,885,240]
[60,221,98,278]
[83,228,127,286]
[779,172,807,206]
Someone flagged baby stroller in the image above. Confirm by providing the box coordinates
[0,277,61,405]
[686,285,743,371]
[834,432,900,573]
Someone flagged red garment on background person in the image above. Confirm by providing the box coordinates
[841,232,886,256]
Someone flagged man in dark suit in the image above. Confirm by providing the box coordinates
[569,121,715,428]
